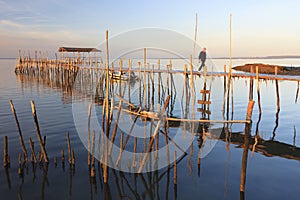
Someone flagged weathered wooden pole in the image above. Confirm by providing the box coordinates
[128,59,132,103]
[256,76,262,115]
[229,14,233,72]
[9,100,28,163]
[246,100,255,122]
[91,131,96,177]
[158,59,161,104]
[143,50,147,108]
[190,55,194,89]
[240,100,254,194]
[272,80,281,140]
[30,100,49,163]
[103,30,110,183]
[133,137,137,168]
[108,97,124,155]
[29,138,37,163]
[138,95,171,173]
[66,132,72,164]
[4,136,9,167]
[61,149,65,163]
[174,151,177,185]
[88,103,92,166]
[115,108,142,167]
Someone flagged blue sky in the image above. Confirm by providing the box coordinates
[0,0,300,58]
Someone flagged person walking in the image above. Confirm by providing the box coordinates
[198,48,206,71]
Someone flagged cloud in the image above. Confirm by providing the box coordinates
[0,19,25,28]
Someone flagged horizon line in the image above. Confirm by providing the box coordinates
[2,55,300,60]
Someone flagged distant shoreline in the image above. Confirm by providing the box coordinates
[2,56,300,60]
[233,63,300,75]
[213,56,300,59]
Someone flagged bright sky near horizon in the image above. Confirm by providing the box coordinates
[0,0,300,58]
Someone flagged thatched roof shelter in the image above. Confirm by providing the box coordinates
[58,47,101,53]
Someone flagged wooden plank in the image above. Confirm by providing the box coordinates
[197,108,211,115]
[197,100,211,104]
[200,90,210,94]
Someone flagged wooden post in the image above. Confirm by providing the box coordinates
[30,100,49,163]
[62,149,65,163]
[249,77,254,101]
[240,100,253,193]
[230,14,233,72]
[128,59,132,103]
[29,138,37,163]
[18,152,23,175]
[103,30,110,183]
[71,150,75,165]
[143,48,147,68]
[91,131,95,167]
[88,103,92,166]
[4,136,8,167]
[66,132,71,164]
[143,56,147,108]
[256,66,259,80]
[246,100,255,122]
[133,137,137,169]
[158,59,161,104]
[138,95,171,173]
[190,55,194,88]
[115,108,142,167]
[240,130,250,193]
[9,100,28,163]
[174,151,177,185]
[257,73,262,114]
[108,97,124,155]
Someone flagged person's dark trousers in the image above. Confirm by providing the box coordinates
[198,62,205,71]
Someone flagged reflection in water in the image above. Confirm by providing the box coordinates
[7,60,300,199]
[5,166,11,190]
[240,122,251,198]
[272,80,280,140]
[4,123,300,199]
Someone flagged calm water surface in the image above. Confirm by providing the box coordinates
[1,58,300,199]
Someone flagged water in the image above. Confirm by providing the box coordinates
[1,58,300,199]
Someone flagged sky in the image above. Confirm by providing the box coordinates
[1,0,300,58]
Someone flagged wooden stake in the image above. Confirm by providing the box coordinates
[62,149,65,163]
[230,14,233,71]
[108,96,124,155]
[29,138,37,163]
[4,136,8,167]
[66,132,71,164]
[30,100,49,163]
[103,30,110,183]
[92,131,95,166]
[138,95,171,173]
[246,100,255,121]
[174,151,177,185]
[88,103,92,166]
[71,150,75,165]
[10,100,28,163]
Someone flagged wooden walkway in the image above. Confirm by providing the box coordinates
[80,66,300,82]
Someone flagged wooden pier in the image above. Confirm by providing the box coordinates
[10,33,300,197]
